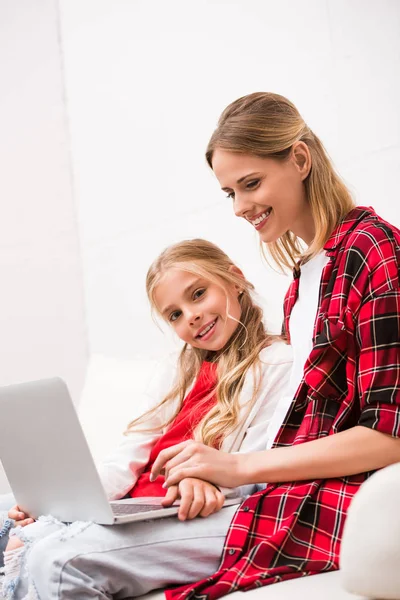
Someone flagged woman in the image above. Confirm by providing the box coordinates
[151,92,400,599]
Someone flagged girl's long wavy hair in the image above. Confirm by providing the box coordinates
[206,92,355,270]
[126,239,275,448]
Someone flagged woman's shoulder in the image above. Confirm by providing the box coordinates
[339,210,400,292]
[258,339,293,366]
[344,209,400,255]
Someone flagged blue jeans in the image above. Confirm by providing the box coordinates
[0,493,15,568]
[4,504,237,599]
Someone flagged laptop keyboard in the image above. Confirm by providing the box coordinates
[110,503,169,515]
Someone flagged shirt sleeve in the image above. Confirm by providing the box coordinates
[356,290,400,437]
[238,353,293,454]
[220,343,293,498]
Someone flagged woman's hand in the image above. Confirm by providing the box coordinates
[150,440,243,489]
[8,504,35,527]
[161,477,225,521]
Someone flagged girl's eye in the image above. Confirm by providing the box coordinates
[193,288,206,300]
[246,179,260,189]
[225,191,235,200]
[169,310,181,322]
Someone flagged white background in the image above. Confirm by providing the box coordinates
[59,0,400,360]
[0,0,87,399]
[0,0,399,492]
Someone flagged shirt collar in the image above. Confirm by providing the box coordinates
[291,206,376,277]
[323,206,376,252]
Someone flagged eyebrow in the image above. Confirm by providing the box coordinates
[221,171,261,191]
[161,278,203,316]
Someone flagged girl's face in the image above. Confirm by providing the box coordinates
[211,144,315,245]
[154,269,242,352]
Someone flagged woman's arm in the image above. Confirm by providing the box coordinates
[238,425,400,485]
[152,426,400,489]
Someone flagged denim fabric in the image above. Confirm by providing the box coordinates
[5,504,237,599]
[0,495,16,572]
[0,516,13,568]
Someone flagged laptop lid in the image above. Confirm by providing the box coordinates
[0,378,116,524]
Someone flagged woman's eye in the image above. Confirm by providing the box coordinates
[193,288,206,300]
[246,179,260,189]
[225,191,235,200]
[169,311,181,322]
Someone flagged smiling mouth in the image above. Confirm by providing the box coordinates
[196,319,217,339]
[248,208,272,230]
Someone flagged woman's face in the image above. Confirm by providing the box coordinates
[211,144,315,245]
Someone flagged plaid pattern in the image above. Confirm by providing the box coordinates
[165,206,400,600]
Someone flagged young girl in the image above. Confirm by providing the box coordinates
[0,238,292,600]
[150,92,400,599]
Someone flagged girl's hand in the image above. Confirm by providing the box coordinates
[8,504,35,527]
[161,477,225,521]
[151,440,242,489]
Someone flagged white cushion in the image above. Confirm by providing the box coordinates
[78,354,158,462]
[341,462,400,599]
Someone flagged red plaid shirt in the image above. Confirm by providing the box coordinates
[166,206,400,599]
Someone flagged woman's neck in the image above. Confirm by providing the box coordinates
[291,204,315,246]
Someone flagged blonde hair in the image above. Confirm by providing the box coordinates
[206,92,355,270]
[126,238,275,448]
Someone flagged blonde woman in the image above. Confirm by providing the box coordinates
[1,239,292,600]
[151,93,400,599]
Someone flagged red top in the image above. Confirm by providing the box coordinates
[166,207,400,599]
[130,360,217,497]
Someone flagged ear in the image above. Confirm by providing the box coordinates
[291,141,311,181]
[228,265,245,293]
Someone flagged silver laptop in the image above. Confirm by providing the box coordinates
[0,378,241,524]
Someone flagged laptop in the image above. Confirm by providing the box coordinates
[0,377,242,525]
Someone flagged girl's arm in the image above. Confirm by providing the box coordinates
[98,429,163,500]
[99,356,178,500]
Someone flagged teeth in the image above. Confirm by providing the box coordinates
[252,209,271,225]
[198,320,216,337]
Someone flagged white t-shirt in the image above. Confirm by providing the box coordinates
[288,252,330,399]
[266,252,329,449]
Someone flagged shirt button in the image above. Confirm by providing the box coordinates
[228,549,236,555]
[243,506,250,512]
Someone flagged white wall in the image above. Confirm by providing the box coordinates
[59,0,400,361]
[0,0,88,492]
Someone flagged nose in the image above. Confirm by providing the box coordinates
[187,310,201,327]
[233,192,251,218]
